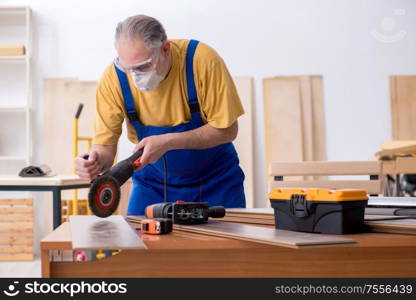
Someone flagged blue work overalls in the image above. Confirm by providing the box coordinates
[114,40,245,215]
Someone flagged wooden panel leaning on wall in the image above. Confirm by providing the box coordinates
[263,76,326,178]
[232,76,254,208]
[390,75,416,140]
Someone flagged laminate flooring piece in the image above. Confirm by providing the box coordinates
[70,215,147,250]
[366,218,416,235]
[126,216,355,248]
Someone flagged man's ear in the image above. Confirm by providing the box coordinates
[161,41,170,57]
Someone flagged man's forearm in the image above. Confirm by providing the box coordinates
[91,144,117,171]
[165,122,238,150]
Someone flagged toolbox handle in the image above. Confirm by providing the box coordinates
[289,194,309,218]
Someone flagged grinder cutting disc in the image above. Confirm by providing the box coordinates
[88,175,121,218]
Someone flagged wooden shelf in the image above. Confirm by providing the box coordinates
[0,107,27,113]
[0,156,26,161]
[0,55,26,61]
[0,7,28,14]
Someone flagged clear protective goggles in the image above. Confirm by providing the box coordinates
[114,48,160,74]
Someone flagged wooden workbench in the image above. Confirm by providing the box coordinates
[0,175,90,229]
[41,221,416,278]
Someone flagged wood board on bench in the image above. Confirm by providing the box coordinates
[366,218,416,235]
[223,208,413,226]
[125,216,355,248]
[70,215,147,250]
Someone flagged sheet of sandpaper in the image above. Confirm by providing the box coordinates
[70,215,147,250]
[126,216,355,248]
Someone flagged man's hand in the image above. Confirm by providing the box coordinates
[74,150,102,181]
[133,134,172,167]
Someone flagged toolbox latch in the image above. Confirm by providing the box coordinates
[290,194,309,218]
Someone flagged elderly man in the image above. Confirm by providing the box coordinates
[75,15,245,215]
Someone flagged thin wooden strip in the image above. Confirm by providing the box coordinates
[0,198,33,205]
[0,215,33,222]
[366,219,416,235]
[269,180,382,194]
[0,254,33,261]
[0,230,33,237]
[226,208,274,215]
[174,221,355,248]
[0,207,33,214]
[0,237,33,245]
[299,76,314,163]
[222,217,275,225]
[0,223,33,230]
[70,215,147,250]
[233,76,255,207]
[395,157,416,174]
[390,76,399,140]
[0,246,33,254]
[311,76,326,162]
[270,161,382,176]
[376,145,416,159]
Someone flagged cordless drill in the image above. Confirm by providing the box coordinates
[145,201,226,225]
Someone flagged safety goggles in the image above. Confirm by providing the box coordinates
[114,48,160,74]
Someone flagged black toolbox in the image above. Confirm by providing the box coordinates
[269,188,368,234]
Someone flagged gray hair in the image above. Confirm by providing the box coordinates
[115,15,167,49]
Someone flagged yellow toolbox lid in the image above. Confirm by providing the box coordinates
[269,188,368,202]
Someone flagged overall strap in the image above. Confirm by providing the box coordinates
[114,64,142,135]
[185,40,203,123]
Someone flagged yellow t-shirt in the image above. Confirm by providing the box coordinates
[93,39,244,145]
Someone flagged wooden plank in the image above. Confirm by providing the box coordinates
[368,196,416,208]
[381,140,416,150]
[0,254,33,261]
[119,179,132,216]
[0,246,33,254]
[0,198,32,205]
[299,76,314,162]
[222,216,275,225]
[269,180,382,194]
[0,223,33,230]
[382,160,396,175]
[270,161,382,176]
[310,76,326,161]
[0,230,33,237]
[226,208,274,216]
[390,76,399,139]
[126,216,355,248]
[0,174,89,186]
[70,215,147,250]
[0,215,32,222]
[0,237,32,245]
[233,76,254,207]
[395,157,416,173]
[0,207,32,214]
[173,220,356,248]
[367,219,416,234]
[375,144,416,159]
[0,45,25,56]
[263,77,304,166]
[390,76,416,140]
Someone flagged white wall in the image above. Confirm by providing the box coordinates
[1,0,416,246]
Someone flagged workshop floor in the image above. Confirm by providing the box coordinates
[0,259,41,277]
